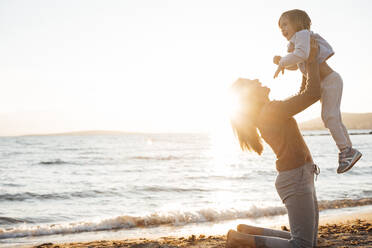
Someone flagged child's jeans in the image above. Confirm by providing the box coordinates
[320,71,352,151]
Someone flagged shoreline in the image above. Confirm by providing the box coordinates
[23,210,372,248]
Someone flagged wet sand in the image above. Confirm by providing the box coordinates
[32,212,372,248]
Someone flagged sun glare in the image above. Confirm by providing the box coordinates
[206,90,241,170]
[226,90,241,122]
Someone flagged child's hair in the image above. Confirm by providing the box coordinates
[279,9,312,32]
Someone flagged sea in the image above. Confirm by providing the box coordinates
[0,130,371,247]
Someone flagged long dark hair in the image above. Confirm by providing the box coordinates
[230,78,263,155]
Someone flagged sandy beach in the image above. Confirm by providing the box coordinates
[30,212,372,248]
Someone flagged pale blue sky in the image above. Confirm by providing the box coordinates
[1,0,371,135]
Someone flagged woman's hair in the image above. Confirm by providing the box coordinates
[279,9,312,32]
[230,78,263,155]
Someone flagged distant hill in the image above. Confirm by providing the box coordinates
[11,113,372,136]
[299,112,372,130]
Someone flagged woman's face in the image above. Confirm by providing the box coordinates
[231,78,270,116]
[240,79,270,103]
[279,16,296,41]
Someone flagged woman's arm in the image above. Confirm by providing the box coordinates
[298,75,307,94]
[275,39,321,118]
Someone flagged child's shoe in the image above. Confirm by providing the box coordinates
[337,147,362,174]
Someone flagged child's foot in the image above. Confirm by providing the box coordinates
[337,148,362,174]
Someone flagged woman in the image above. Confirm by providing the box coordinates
[227,39,321,248]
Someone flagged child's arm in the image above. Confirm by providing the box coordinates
[274,65,284,78]
[273,56,297,78]
[274,56,298,70]
[279,30,311,68]
[286,64,298,70]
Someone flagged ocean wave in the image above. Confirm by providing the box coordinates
[303,131,371,137]
[131,155,180,161]
[135,186,213,193]
[0,206,286,239]
[1,151,23,156]
[1,197,372,239]
[0,183,23,187]
[0,217,29,225]
[185,175,253,181]
[61,148,79,151]
[39,159,69,165]
[318,198,372,211]
[0,190,115,202]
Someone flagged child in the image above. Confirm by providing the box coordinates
[273,9,362,174]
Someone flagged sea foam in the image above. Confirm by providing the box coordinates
[0,206,286,239]
[1,197,372,239]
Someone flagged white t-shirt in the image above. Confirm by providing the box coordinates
[279,30,334,74]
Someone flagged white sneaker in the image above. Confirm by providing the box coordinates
[337,148,362,174]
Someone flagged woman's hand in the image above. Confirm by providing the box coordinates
[308,38,319,62]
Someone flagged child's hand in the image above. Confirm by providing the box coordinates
[273,65,284,79]
[273,56,281,65]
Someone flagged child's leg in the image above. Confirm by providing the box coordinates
[341,122,352,148]
[320,72,351,151]
[321,72,362,173]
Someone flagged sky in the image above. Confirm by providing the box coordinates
[1,0,371,136]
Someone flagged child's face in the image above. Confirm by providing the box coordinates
[279,16,296,41]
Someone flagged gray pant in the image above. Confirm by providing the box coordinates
[254,163,319,248]
[321,71,352,151]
